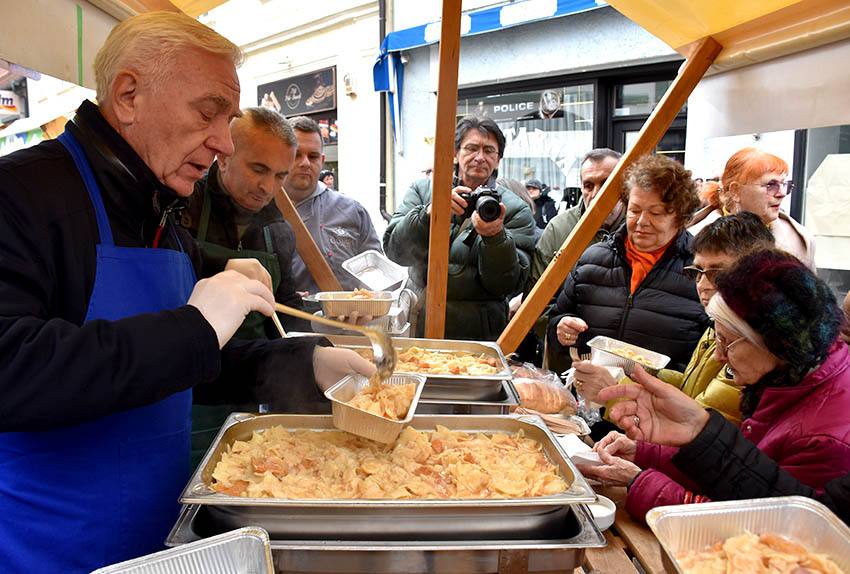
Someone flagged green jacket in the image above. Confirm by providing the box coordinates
[608,326,743,425]
[525,202,625,340]
[383,179,536,341]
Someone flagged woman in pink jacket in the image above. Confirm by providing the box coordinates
[577,249,850,523]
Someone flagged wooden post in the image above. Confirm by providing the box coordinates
[497,36,722,353]
[424,0,463,339]
[274,188,342,292]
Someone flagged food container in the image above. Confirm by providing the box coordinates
[93,526,273,574]
[324,373,426,443]
[417,378,520,415]
[321,334,512,401]
[342,250,408,292]
[646,496,850,573]
[586,335,670,375]
[167,502,605,573]
[315,290,394,318]
[179,413,597,541]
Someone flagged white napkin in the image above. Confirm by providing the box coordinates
[556,433,603,466]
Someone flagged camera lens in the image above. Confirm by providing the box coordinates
[476,196,501,222]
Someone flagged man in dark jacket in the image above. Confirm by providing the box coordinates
[383,116,536,340]
[0,13,372,573]
[182,106,308,336]
[525,178,557,229]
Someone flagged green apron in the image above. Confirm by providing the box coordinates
[191,190,283,468]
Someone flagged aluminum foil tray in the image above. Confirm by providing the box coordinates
[179,413,596,541]
[647,496,850,573]
[315,290,394,318]
[322,334,512,401]
[167,502,604,573]
[93,526,272,574]
[342,250,408,292]
[586,335,670,375]
[325,373,426,443]
[417,378,519,415]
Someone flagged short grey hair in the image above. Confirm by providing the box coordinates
[94,11,243,104]
[583,148,622,165]
[237,107,297,147]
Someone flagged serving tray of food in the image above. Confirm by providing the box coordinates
[322,335,512,401]
[647,496,850,574]
[179,413,596,541]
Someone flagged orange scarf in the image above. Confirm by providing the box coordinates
[625,236,674,293]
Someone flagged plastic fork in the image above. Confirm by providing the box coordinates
[569,346,592,362]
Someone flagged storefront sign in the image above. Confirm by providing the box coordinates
[257,66,336,117]
[0,89,23,123]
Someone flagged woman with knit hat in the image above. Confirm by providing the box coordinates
[575,249,850,523]
[688,147,815,269]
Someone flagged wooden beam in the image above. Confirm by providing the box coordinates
[274,188,342,293]
[497,36,722,353]
[423,0,462,339]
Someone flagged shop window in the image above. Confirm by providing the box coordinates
[456,84,594,205]
[614,80,686,117]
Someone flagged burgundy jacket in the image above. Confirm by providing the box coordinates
[625,341,850,522]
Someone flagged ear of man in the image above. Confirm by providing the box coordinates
[107,70,143,126]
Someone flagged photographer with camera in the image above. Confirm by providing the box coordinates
[384,116,536,340]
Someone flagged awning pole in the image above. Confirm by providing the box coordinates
[497,36,722,354]
[423,0,462,339]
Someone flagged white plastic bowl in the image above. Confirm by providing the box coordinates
[587,495,616,531]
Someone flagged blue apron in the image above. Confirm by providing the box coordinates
[0,130,197,573]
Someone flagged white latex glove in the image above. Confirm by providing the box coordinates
[312,346,377,391]
[225,258,273,292]
[335,311,374,325]
[188,270,275,349]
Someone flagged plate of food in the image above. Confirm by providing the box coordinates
[315,289,394,318]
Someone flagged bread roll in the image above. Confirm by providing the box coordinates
[513,379,576,415]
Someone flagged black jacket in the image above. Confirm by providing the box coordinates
[547,225,708,371]
[183,164,309,332]
[672,410,850,525]
[0,100,325,431]
[533,195,557,229]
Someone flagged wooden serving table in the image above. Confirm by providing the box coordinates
[574,486,666,574]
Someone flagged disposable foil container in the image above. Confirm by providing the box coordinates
[586,335,670,376]
[342,250,408,291]
[325,373,426,443]
[92,526,273,574]
[316,290,394,318]
[646,496,850,573]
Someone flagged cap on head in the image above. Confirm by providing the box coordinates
[716,249,841,377]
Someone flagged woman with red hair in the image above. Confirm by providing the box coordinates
[689,148,815,269]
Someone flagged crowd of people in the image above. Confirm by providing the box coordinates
[0,10,848,573]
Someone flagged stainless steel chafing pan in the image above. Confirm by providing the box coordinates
[179,413,596,541]
[322,335,512,401]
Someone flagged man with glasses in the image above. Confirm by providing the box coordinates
[383,116,536,340]
[572,211,775,425]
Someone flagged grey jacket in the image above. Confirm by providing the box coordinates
[291,183,382,293]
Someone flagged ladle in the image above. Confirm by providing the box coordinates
[274,302,397,379]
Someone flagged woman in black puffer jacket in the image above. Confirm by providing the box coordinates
[547,155,708,372]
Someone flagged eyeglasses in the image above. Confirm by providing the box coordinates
[460,144,499,156]
[683,266,725,283]
[715,332,745,356]
[748,180,794,195]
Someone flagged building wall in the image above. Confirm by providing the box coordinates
[202,0,385,228]
[391,5,678,208]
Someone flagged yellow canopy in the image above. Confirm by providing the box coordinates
[606,0,850,71]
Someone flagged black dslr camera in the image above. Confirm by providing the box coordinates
[459,185,501,222]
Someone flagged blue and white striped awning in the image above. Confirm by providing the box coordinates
[373,0,605,142]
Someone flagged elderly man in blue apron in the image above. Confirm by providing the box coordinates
[0,12,373,573]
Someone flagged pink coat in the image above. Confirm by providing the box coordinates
[626,341,850,522]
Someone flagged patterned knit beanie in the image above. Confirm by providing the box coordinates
[716,249,841,378]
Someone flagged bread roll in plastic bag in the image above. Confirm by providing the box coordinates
[508,361,577,415]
